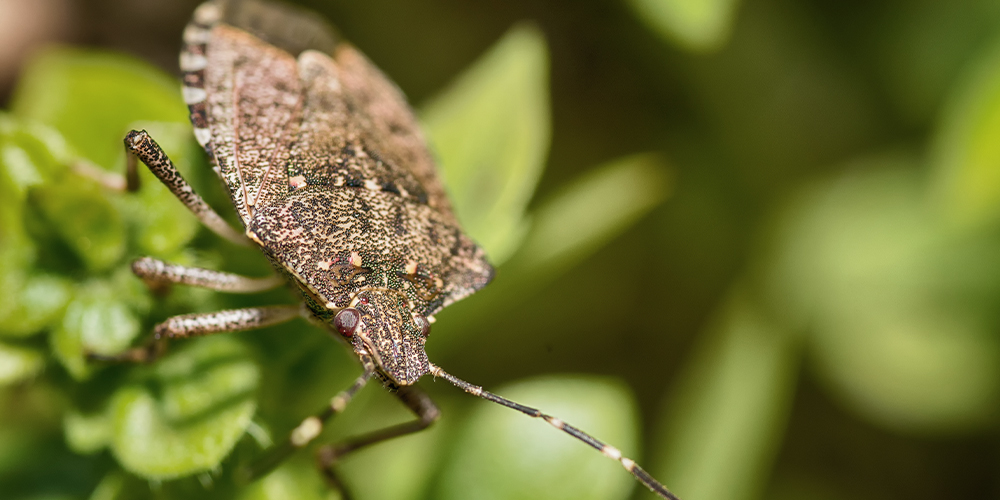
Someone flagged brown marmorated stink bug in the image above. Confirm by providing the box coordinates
[92,0,680,498]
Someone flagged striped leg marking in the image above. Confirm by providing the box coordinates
[132,257,284,293]
[88,305,300,364]
[315,384,440,494]
[429,363,681,500]
[237,355,377,483]
[124,130,251,247]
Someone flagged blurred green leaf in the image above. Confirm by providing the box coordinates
[436,375,638,500]
[930,35,1000,230]
[422,23,550,265]
[510,153,671,276]
[653,292,799,500]
[28,175,126,271]
[627,0,741,52]
[237,458,327,500]
[431,154,671,354]
[51,280,143,380]
[0,342,45,385]
[0,273,73,338]
[10,47,187,169]
[64,410,112,455]
[110,335,259,479]
[767,162,1000,433]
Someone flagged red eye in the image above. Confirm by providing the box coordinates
[416,316,431,338]
[334,308,360,337]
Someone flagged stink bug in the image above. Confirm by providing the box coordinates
[97,0,680,498]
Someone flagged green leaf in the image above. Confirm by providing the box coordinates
[627,0,741,52]
[421,24,551,265]
[767,161,1000,433]
[28,174,126,271]
[436,375,639,500]
[51,280,143,380]
[930,35,1000,230]
[0,342,45,385]
[429,154,671,355]
[237,458,328,500]
[110,335,259,479]
[0,273,73,338]
[64,409,112,455]
[510,153,671,277]
[653,292,799,500]
[10,47,188,170]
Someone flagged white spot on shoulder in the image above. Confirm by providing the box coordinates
[290,175,307,189]
[325,301,337,309]
[193,127,212,146]
[317,261,331,270]
[427,315,436,324]
[350,251,362,267]
[333,176,345,187]
[404,260,417,275]
[179,52,208,71]
[183,86,207,104]
[398,186,410,198]
[364,179,380,191]
[183,25,212,44]
[290,416,322,447]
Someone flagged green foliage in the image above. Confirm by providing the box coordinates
[436,376,639,500]
[627,0,742,52]
[422,24,550,264]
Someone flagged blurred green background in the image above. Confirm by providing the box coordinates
[3,0,1000,499]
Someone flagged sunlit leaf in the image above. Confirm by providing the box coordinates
[767,162,1000,433]
[0,273,73,338]
[237,458,328,500]
[0,342,45,385]
[510,153,671,276]
[64,410,112,455]
[627,0,741,52]
[110,335,259,479]
[430,154,671,354]
[51,280,143,380]
[654,292,799,500]
[28,174,126,271]
[422,23,550,265]
[436,375,638,500]
[10,47,187,170]
[930,36,1000,230]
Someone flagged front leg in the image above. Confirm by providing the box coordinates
[131,257,283,293]
[89,305,300,363]
[124,130,251,246]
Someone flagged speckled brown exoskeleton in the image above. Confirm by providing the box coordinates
[96,0,680,498]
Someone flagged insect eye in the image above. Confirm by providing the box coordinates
[334,308,361,337]
[416,316,431,338]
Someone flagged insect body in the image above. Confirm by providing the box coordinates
[107,0,680,498]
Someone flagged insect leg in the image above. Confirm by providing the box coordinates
[314,384,439,493]
[123,129,252,247]
[428,363,681,500]
[131,256,283,293]
[89,305,300,364]
[237,355,377,484]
